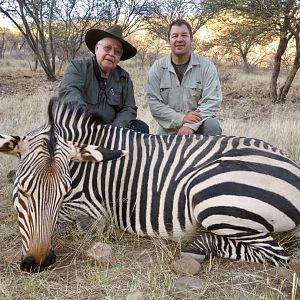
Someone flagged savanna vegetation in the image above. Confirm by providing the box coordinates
[0,0,300,299]
[0,58,299,299]
[0,0,299,101]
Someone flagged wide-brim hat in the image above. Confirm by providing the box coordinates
[85,24,137,61]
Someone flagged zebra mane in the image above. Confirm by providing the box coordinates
[48,96,108,145]
[47,97,58,158]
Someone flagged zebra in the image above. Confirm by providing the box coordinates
[0,97,300,272]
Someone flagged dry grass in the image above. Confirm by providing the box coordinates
[0,59,29,73]
[0,60,300,299]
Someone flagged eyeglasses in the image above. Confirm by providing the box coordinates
[97,42,123,57]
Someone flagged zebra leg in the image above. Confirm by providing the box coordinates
[181,232,289,266]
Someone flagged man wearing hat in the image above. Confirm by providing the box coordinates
[58,24,149,133]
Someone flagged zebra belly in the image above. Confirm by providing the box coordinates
[190,165,300,236]
[108,192,199,242]
[121,219,200,242]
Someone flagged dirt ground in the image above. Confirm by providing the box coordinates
[0,71,58,97]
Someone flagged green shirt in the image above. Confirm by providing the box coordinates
[58,56,137,128]
[146,52,222,134]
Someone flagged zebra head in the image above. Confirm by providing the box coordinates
[0,100,127,272]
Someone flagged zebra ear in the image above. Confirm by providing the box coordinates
[69,142,128,162]
[0,134,28,157]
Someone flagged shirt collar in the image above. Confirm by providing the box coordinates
[165,52,200,73]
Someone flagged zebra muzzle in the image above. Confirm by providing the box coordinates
[20,250,56,272]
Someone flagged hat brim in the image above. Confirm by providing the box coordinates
[85,28,137,61]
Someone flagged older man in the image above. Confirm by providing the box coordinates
[146,19,222,135]
[58,25,149,133]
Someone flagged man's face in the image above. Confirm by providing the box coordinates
[95,37,123,74]
[168,24,192,57]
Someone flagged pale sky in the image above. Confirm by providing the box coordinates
[0,15,14,28]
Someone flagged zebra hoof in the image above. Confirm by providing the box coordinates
[180,252,206,263]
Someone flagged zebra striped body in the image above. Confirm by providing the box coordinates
[59,126,300,240]
[1,98,300,270]
[54,103,300,266]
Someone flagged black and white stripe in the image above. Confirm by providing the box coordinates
[13,129,72,255]
[51,101,300,266]
[1,98,299,270]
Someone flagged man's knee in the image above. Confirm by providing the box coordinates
[127,119,149,134]
[196,118,222,135]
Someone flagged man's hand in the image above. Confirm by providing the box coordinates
[183,109,202,124]
[177,126,194,135]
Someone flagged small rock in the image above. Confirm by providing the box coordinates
[268,266,293,282]
[86,242,113,265]
[126,290,143,300]
[170,256,201,275]
[173,276,204,299]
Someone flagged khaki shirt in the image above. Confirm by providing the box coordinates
[146,52,222,134]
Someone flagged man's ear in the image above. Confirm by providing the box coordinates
[0,134,28,157]
[68,142,128,162]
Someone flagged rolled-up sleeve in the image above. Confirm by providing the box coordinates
[183,60,222,132]
[146,63,185,130]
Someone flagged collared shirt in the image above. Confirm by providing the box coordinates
[146,52,222,134]
[58,56,137,127]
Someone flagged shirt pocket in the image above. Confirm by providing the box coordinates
[159,83,171,104]
[187,81,203,102]
[107,87,122,112]
[160,88,171,105]
[160,85,183,112]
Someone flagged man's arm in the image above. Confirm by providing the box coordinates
[112,77,137,128]
[183,61,222,132]
[178,110,202,135]
[199,62,222,117]
[58,60,87,107]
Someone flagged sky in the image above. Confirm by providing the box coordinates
[0,15,14,28]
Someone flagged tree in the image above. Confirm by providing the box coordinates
[0,0,151,80]
[54,0,151,68]
[0,26,9,58]
[144,0,218,41]
[209,0,300,103]
[207,12,273,72]
[0,0,60,80]
[99,0,152,36]
[53,0,105,73]
[131,32,167,64]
